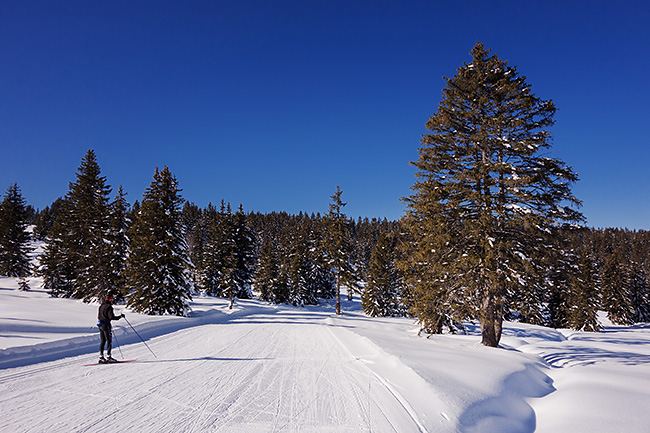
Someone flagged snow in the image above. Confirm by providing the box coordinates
[1,277,650,432]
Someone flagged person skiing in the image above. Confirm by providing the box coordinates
[97,293,124,364]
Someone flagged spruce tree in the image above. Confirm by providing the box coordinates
[40,150,116,301]
[198,204,222,295]
[33,200,62,241]
[600,250,634,325]
[402,43,583,346]
[126,167,193,316]
[39,198,76,297]
[322,186,360,315]
[287,218,318,306]
[232,204,256,299]
[182,201,204,285]
[567,251,601,331]
[0,183,32,277]
[309,218,336,300]
[545,249,573,329]
[255,238,282,303]
[205,201,239,308]
[107,186,130,301]
[362,232,402,317]
[629,262,650,323]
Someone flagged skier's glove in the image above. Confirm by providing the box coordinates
[121,314,125,319]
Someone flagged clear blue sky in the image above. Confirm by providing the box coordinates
[1,1,649,228]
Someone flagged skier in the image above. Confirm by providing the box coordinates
[97,293,125,364]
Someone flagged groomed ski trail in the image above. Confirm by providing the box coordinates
[0,319,437,432]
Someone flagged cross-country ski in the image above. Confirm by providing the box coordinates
[83,359,137,367]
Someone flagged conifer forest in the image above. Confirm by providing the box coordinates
[1,43,649,347]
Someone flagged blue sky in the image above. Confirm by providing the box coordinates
[1,1,649,228]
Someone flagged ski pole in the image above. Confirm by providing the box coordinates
[123,316,157,358]
[112,327,124,360]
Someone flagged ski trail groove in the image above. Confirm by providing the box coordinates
[1,318,434,432]
[326,326,430,433]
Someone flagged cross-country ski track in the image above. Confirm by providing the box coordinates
[0,307,439,432]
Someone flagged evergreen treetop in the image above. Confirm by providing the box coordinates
[0,183,32,278]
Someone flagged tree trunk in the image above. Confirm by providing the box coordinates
[480,288,501,347]
[335,271,341,315]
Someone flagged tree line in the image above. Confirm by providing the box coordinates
[1,42,649,348]
[0,149,402,317]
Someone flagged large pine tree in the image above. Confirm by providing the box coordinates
[403,43,583,346]
[0,183,32,277]
[126,167,193,316]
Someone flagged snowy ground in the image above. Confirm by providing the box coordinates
[1,277,649,432]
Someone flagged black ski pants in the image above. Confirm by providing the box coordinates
[99,323,112,356]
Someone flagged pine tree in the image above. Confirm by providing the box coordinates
[232,204,256,299]
[286,218,318,306]
[628,262,650,323]
[567,251,602,331]
[255,238,282,303]
[181,202,205,287]
[0,183,32,277]
[545,249,573,329]
[197,204,222,295]
[600,250,634,325]
[362,232,402,317]
[126,167,193,316]
[33,199,63,241]
[207,201,239,308]
[322,186,361,315]
[40,150,116,301]
[309,218,336,300]
[39,198,76,297]
[402,43,583,346]
[107,186,130,301]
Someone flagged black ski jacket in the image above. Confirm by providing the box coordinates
[98,301,122,325]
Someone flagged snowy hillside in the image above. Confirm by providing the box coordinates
[1,277,649,433]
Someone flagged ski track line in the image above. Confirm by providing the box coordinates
[269,343,288,433]
[75,359,196,433]
[189,334,272,431]
[210,360,268,431]
[326,326,429,433]
[271,326,338,432]
[172,324,266,431]
[211,325,312,432]
[0,355,86,384]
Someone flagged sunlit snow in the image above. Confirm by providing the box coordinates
[1,277,649,432]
